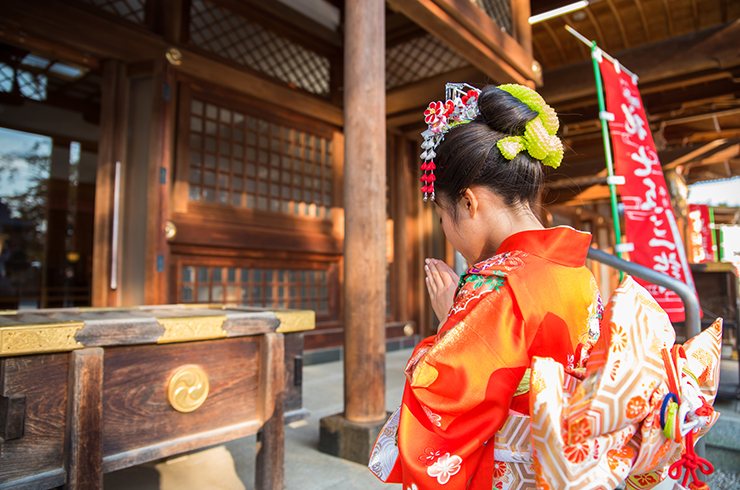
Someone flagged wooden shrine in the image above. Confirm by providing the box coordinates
[0,306,314,490]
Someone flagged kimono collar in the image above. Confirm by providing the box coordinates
[494,226,592,268]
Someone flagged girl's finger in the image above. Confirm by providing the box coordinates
[425,265,438,294]
[428,261,444,288]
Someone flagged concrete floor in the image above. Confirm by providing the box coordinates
[104,348,740,490]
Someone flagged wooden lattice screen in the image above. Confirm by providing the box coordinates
[180,265,331,313]
[474,0,513,34]
[386,34,469,90]
[189,0,330,96]
[187,97,334,219]
[78,0,147,24]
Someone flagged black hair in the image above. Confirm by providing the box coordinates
[434,85,549,219]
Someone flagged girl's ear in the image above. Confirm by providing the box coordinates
[461,188,479,219]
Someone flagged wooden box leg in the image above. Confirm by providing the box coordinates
[256,333,285,490]
[65,348,104,490]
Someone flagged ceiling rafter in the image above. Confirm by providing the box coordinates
[689,0,699,31]
[542,21,567,66]
[584,6,607,50]
[531,34,549,70]
[632,0,650,43]
[661,0,674,37]
[605,0,629,49]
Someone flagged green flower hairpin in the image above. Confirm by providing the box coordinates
[496,84,564,169]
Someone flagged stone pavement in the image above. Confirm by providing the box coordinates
[104,348,740,490]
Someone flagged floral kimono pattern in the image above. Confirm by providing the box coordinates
[370,227,601,490]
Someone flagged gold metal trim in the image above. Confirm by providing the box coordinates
[0,322,85,357]
[167,365,209,413]
[274,310,315,333]
[157,316,228,344]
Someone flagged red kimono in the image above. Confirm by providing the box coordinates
[374,227,603,489]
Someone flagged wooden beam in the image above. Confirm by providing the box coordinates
[3,0,344,127]
[386,65,482,116]
[510,0,533,57]
[386,0,531,86]
[430,0,540,83]
[540,21,740,105]
[214,0,341,56]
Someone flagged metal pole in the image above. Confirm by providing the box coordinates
[587,247,701,338]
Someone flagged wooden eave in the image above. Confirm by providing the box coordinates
[385,0,540,86]
[540,20,740,106]
[1,0,344,127]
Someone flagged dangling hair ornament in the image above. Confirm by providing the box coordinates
[420,83,564,202]
[420,83,480,201]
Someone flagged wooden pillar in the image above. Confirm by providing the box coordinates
[319,0,386,466]
[92,61,127,307]
[144,60,176,305]
[343,0,386,424]
[393,135,409,321]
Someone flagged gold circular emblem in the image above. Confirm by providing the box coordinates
[403,324,414,337]
[165,47,183,66]
[167,365,209,413]
[164,220,177,240]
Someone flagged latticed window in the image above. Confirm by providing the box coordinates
[386,34,469,90]
[189,0,330,96]
[0,63,47,101]
[472,0,512,34]
[187,97,333,218]
[181,265,331,313]
[78,0,147,24]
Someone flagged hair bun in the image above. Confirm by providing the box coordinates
[477,86,539,136]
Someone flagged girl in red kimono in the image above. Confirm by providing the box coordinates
[371,84,603,489]
[372,83,722,490]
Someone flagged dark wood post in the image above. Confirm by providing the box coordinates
[65,348,104,490]
[343,0,386,424]
[256,332,285,490]
[319,0,387,465]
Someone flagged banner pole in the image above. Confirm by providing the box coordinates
[589,43,624,265]
[708,206,718,262]
[565,26,624,268]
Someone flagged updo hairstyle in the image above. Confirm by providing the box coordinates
[434,85,548,218]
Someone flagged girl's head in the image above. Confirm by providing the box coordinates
[433,85,551,221]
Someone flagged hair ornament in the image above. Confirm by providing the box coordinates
[496,84,564,169]
[420,83,481,201]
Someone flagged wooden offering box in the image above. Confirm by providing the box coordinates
[0,305,314,490]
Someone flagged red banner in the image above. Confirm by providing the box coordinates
[688,204,716,263]
[599,58,698,322]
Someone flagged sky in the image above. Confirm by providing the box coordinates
[0,127,51,198]
[687,176,740,207]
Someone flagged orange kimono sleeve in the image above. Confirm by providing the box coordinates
[397,285,532,490]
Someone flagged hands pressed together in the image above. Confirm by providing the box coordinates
[424,258,460,332]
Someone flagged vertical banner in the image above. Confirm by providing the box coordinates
[688,204,716,263]
[599,59,698,322]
